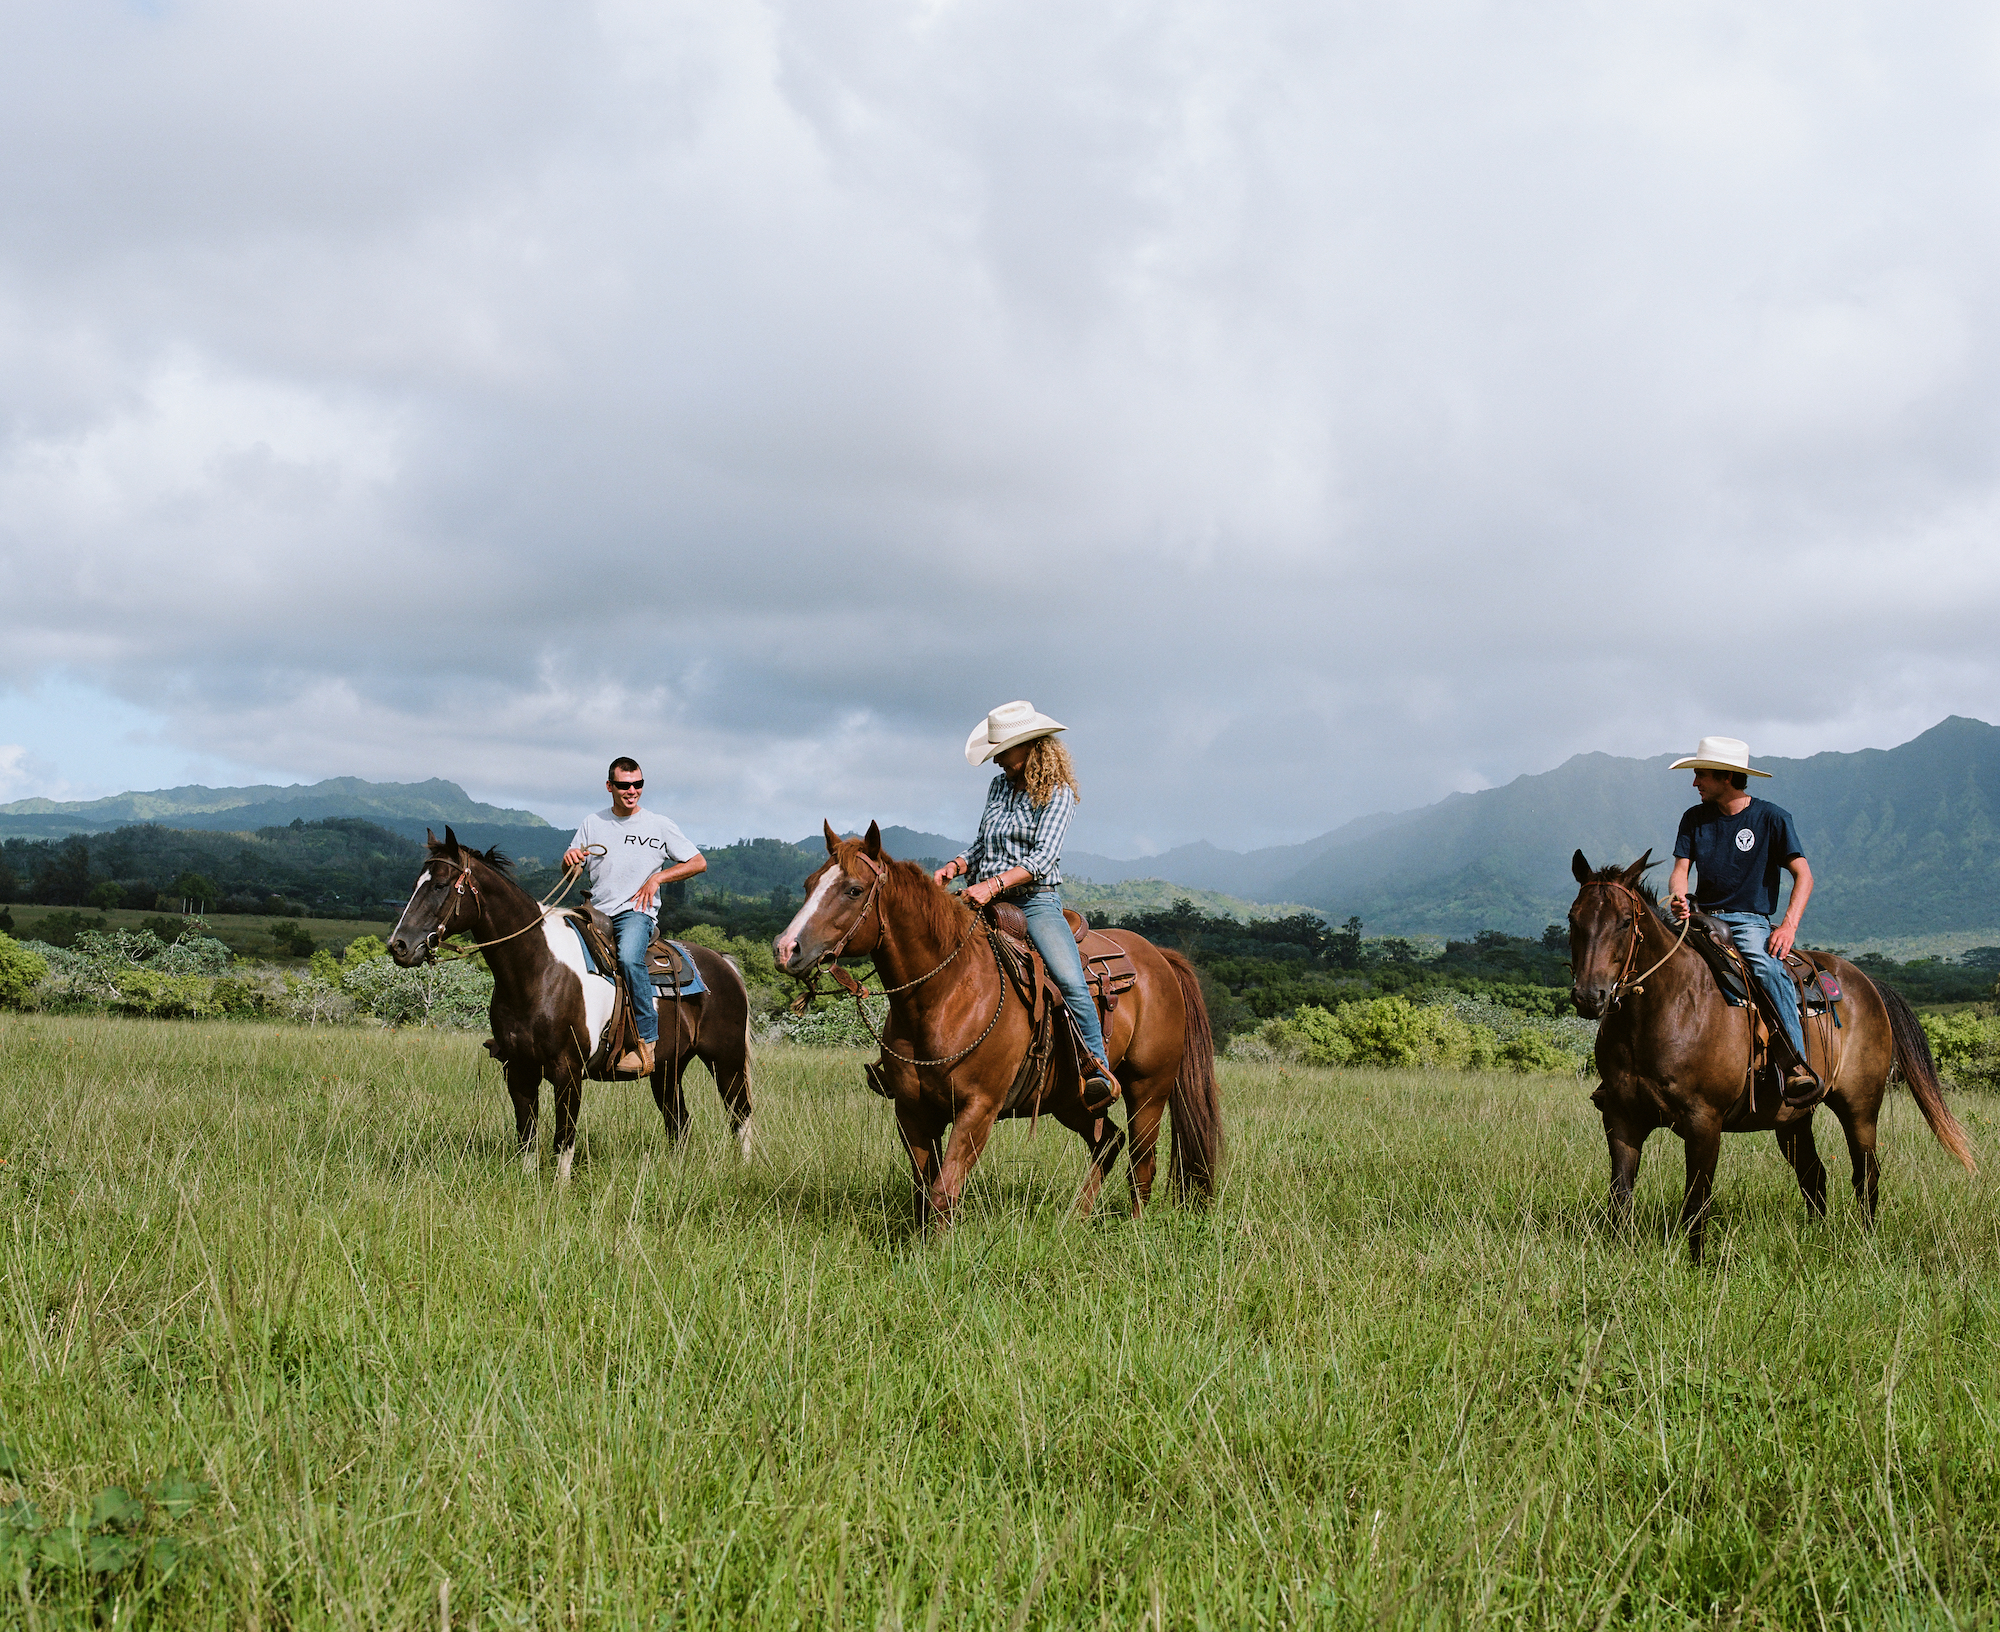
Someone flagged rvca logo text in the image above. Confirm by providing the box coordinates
[624,835,673,850]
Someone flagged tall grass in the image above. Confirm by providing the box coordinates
[2,1015,1997,1627]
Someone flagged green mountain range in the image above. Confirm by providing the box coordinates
[6,718,1994,941]
[0,778,552,844]
[1063,716,1999,941]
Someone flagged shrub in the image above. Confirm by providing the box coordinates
[1265,996,1498,1069]
[341,957,493,1029]
[1495,1030,1578,1074]
[0,934,47,1010]
[27,910,107,950]
[1920,1011,2000,1089]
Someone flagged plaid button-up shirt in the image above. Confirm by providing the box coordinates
[961,776,1076,889]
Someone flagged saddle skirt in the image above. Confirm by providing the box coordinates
[983,902,1139,1029]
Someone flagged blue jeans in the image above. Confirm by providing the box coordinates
[1710,911,1805,1064]
[1018,888,1109,1071]
[611,910,659,1045]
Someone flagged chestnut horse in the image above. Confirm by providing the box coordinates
[1568,850,1973,1263]
[775,823,1223,1230]
[388,827,754,1179]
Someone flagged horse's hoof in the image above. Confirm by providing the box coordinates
[737,1118,755,1161]
[556,1149,575,1185]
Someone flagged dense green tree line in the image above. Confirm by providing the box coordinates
[0,820,430,917]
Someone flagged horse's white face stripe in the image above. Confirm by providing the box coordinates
[781,866,846,947]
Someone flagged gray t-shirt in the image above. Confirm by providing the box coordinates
[571,807,700,918]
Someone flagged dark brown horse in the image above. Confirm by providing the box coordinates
[388,827,754,1179]
[774,823,1223,1230]
[1568,850,1973,1262]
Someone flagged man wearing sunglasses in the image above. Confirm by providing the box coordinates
[563,756,707,1074]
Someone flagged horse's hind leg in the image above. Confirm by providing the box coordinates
[1123,1075,1174,1216]
[651,1054,690,1143]
[1826,1097,1881,1224]
[1776,1115,1828,1218]
[1048,1097,1127,1217]
[506,1061,542,1173]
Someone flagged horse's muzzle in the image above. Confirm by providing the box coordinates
[387,932,433,969]
[1570,982,1611,1020]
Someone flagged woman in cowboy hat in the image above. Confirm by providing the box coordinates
[1665,735,1821,1107]
[934,701,1120,1112]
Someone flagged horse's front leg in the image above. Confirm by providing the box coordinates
[506,1060,542,1173]
[893,1095,947,1234]
[551,1064,585,1185]
[1679,1118,1723,1264]
[926,1091,1003,1231]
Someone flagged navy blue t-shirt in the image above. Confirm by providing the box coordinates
[1672,797,1805,917]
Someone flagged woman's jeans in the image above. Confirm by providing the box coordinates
[1018,888,1110,1070]
[1710,911,1806,1063]
[611,910,660,1044]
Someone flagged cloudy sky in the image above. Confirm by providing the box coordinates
[2,0,1996,851]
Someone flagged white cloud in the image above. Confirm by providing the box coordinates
[2,0,1998,849]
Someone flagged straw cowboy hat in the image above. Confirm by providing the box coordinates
[964,700,1067,766]
[1669,735,1772,778]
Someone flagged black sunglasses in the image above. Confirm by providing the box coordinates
[610,779,644,791]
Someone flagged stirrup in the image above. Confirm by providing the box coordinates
[1781,1063,1825,1110]
[1082,1059,1119,1113]
[616,1040,655,1076]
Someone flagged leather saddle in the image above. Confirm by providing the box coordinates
[552,903,704,1080]
[983,899,1139,1026]
[1687,912,1844,1020]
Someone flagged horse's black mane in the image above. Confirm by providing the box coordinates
[1584,860,1673,925]
[427,837,516,879]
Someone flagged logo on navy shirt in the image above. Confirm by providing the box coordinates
[1734,828,1756,852]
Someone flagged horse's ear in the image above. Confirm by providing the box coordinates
[442,825,461,858]
[426,827,439,850]
[1571,849,1593,884]
[1619,849,1654,886]
[862,820,882,860]
[823,820,840,856]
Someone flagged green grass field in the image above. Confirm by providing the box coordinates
[3,1017,1999,1628]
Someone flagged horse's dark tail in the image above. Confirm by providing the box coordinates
[1161,950,1224,1201]
[1866,974,1976,1173]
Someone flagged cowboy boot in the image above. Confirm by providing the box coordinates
[1081,1055,1119,1114]
[616,1038,655,1076]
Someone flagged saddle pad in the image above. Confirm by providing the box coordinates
[649,939,706,996]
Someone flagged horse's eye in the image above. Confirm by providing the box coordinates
[845,884,864,898]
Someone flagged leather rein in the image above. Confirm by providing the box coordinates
[1582,880,1691,1007]
[406,845,605,962]
[792,854,1009,1069]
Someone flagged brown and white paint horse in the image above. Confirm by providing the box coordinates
[389,827,754,1179]
[775,822,1223,1231]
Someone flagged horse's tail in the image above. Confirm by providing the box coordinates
[1161,949,1224,1201]
[1866,973,1976,1173]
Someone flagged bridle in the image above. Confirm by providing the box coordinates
[791,851,1007,1069]
[402,846,604,963]
[1577,880,1690,1006]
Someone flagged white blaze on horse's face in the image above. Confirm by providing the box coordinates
[775,864,849,973]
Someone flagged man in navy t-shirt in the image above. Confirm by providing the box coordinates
[1666,735,1820,1106]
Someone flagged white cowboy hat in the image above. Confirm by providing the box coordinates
[1669,735,1772,778]
[964,700,1067,766]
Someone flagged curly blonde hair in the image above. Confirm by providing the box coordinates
[1021,735,1080,808]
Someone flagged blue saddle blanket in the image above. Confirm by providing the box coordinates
[565,920,706,997]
